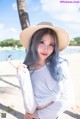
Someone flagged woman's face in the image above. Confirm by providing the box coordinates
[37,34,55,63]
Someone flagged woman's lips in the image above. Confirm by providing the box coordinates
[41,53,48,56]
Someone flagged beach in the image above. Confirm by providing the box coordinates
[0,54,80,119]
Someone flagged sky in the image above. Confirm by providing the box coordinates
[0,0,80,41]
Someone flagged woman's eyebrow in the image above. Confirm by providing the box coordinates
[50,40,55,44]
[41,39,54,43]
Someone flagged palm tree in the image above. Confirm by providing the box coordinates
[17,0,30,30]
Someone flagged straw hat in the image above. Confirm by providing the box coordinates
[20,22,70,51]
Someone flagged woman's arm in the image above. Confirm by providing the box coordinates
[17,63,37,114]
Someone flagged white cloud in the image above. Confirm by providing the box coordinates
[0,24,4,29]
[11,27,17,33]
[40,0,80,38]
[30,4,40,11]
[0,24,20,40]
[64,23,80,38]
[40,0,80,23]
[0,24,5,39]
[12,3,17,11]
[26,0,41,12]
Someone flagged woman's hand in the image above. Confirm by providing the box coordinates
[24,110,39,119]
[16,63,27,73]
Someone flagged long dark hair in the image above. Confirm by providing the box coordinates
[24,28,65,81]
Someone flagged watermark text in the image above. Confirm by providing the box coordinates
[60,0,80,3]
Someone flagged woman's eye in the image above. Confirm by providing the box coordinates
[40,41,44,44]
[50,44,54,47]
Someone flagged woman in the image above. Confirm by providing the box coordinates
[17,22,74,119]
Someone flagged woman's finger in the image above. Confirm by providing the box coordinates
[16,63,27,73]
[25,111,39,119]
[24,113,32,119]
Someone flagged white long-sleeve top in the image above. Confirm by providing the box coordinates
[30,60,74,119]
[17,68,37,114]
[17,60,74,119]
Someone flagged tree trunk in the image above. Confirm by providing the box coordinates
[17,0,30,30]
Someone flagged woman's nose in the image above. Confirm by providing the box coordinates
[44,45,48,51]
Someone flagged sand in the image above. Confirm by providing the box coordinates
[0,54,80,119]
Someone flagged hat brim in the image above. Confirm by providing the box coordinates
[20,25,70,51]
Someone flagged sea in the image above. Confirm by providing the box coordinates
[0,46,80,62]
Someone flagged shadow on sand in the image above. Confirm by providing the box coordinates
[0,103,24,119]
[0,75,20,89]
[64,110,80,119]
